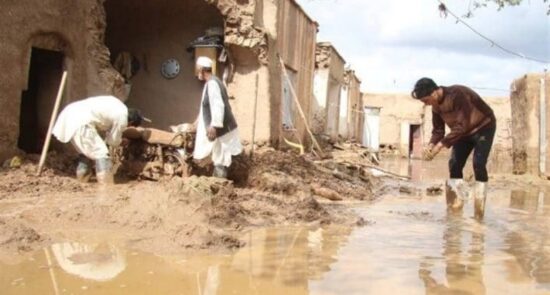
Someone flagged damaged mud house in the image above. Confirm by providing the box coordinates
[0,0,368,163]
[0,0,549,293]
[0,0,377,251]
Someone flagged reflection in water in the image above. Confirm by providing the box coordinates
[51,242,126,282]
[505,190,550,287]
[229,227,352,292]
[2,155,550,294]
[419,216,486,294]
[510,190,548,215]
[0,227,352,295]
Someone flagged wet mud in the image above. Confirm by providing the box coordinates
[1,153,549,294]
[0,147,375,261]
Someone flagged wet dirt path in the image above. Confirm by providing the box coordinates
[1,158,549,294]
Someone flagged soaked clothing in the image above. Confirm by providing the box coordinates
[430,85,496,148]
[449,123,496,182]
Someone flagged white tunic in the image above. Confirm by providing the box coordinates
[53,96,128,160]
[53,96,128,147]
[193,79,242,167]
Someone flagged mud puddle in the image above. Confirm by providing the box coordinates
[2,189,549,294]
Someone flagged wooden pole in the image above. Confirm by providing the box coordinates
[278,56,325,157]
[36,71,68,176]
[250,73,259,157]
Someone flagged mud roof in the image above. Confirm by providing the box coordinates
[317,42,346,64]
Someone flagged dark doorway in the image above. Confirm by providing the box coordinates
[18,48,64,153]
[409,124,422,158]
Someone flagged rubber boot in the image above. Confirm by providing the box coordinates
[473,182,487,220]
[446,179,466,212]
[213,165,228,179]
[76,155,92,183]
[96,158,114,184]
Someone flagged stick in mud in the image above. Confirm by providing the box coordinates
[36,71,68,176]
[278,55,325,157]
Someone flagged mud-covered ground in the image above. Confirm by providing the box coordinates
[0,146,378,262]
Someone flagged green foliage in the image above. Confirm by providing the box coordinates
[467,0,549,16]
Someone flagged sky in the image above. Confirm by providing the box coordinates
[295,0,550,96]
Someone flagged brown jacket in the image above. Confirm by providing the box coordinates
[430,85,496,147]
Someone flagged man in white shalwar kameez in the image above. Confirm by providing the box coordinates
[193,57,242,178]
[52,95,146,183]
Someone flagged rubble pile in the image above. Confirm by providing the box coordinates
[0,146,376,258]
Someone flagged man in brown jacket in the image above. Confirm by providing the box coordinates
[411,77,496,219]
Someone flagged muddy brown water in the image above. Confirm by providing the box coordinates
[1,158,549,294]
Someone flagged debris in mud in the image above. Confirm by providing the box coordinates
[311,183,344,201]
[0,151,86,200]
[355,217,375,227]
[399,186,414,194]
[426,185,443,196]
[0,147,376,256]
[0,218,45,252]
[249,149,375,201]
[398,185,422,196]
[388,210,434,221]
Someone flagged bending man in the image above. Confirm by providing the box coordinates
[411,78,496,219]
[53,95,146,183]
[193,57,242,178]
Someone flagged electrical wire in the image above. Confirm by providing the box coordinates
[437,0,550,64]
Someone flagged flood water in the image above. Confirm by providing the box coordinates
[2,158,550,294]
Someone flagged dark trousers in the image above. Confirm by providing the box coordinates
[449,124,496,182]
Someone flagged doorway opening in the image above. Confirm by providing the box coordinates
[409,124,422,158]
[18,47,64,153]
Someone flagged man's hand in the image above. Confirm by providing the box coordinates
[423,149,435,161]
[207,126,217,141]
[423,143,443,161]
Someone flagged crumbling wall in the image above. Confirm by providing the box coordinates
[87,0,126,99]
[0,0,126,161]
[312,43,346,139]
[312,44,331,134]
[0,0,311,160]
[343,70,362,142]
[207,0,268,65]
[510,73,550,175]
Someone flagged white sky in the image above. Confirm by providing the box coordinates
[296,0,550,96]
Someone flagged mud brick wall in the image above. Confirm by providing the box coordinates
[510,73,550,175]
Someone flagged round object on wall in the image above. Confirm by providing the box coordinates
[161,58,180,79]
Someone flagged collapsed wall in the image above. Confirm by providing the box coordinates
[312,43,346,139]
[0,0,273,162]
[312,44,333,134]
[343,70,363,141]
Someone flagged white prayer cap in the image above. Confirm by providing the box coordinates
[196,56,213,68]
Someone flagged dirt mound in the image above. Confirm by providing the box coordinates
[248,149,375,201]
[0,147,376,257]
[0,217,46,253]
[0,151,86,200]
